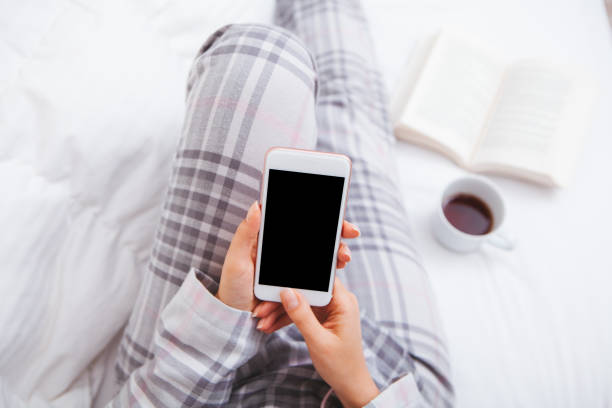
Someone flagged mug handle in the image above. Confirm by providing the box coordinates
[486,229,517,250]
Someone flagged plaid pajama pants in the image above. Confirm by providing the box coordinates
[116,0,452,406]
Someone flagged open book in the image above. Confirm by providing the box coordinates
[390,30,594,187]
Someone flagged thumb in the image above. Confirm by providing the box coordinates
[280,288,325,343]
[230,201,260,254]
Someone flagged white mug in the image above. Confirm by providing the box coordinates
[432,176,516,252]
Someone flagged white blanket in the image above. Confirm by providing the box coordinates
[1,0,611,407]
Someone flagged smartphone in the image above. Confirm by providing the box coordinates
[254,147,351,306]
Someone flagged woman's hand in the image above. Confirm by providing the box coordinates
[215,200,359,312]
[279,279,380,408]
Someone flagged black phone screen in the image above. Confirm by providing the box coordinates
[258,169,346,292]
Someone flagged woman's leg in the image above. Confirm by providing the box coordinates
[276,0,453,405]
[115,23,318,382]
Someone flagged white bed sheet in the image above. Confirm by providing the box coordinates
[365,1,612,406]
[1,0,610,407]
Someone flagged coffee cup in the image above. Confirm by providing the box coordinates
[432,176,515,252]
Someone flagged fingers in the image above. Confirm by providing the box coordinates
[253,301,288,333]
[338,221,357,269]
[338,242,351,263]
[262,314,292,334]
[226,201,261,260]
[256,306,286,332]
[243,200,261,237]
[280,288,326,343]
[336,241,352,269]
[332,277,350,298]
[328,277,356,311]
[341,220,360,239]
[252,301,279,318]
[255,280,357,335]
[255,303,331,334]
[238,200,261,237]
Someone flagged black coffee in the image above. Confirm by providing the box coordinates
[443,194,493,235]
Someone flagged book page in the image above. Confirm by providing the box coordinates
[390,34,437,124]
[398,31,506,164]
[471,60,590,186]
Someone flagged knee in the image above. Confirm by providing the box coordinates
[187,24,317,100]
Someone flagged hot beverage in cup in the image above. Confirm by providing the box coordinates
[443,194,493,235]
[432,176,515,252]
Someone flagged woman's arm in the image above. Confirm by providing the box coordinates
[2,201,358,407]
[278,281,380,407]
[2,202,360,407]
[111,201,356,406]
[112,266,264,406]
[269,278,429,408]
[0,268,264,408]
[112,201,355,405]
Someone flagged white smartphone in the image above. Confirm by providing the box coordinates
[254,147,351,306]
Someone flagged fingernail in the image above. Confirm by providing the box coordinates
[281,288,299,311]
[345,246,352,261]
[256,320,264,330]
[246,200,258,223]
[352,224,360,236]
[252,306,259,318]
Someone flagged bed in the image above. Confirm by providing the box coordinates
[1,0,611,406]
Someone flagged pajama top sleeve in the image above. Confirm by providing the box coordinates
[1,267,431,407]
[110,267,265,406]
[112,267,431,407]
[364,374,427,408]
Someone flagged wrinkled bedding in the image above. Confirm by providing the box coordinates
[1,0,611,407]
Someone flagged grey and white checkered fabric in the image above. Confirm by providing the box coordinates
[114,1,453,406]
